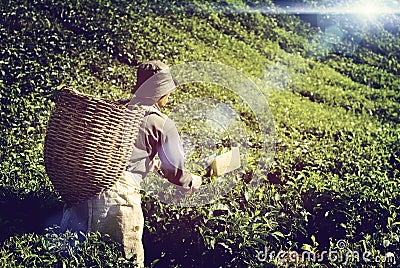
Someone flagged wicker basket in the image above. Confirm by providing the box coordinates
[44,89,144,204]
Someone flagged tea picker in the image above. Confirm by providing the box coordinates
[44,61,201,267]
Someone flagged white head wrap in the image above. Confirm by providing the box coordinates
[131,62,176,106]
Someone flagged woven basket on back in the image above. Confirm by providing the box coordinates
[44,89,144,204]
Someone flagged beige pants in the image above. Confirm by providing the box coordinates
[61,172,144,266]
[88,171,144,267]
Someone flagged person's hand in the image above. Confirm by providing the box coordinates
[150,159,161,172]
[185,174,202,195]
[191,174,202,190]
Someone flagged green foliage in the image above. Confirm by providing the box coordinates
[0,229,139,267]
[1,0,399,267]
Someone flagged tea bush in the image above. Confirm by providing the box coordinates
[1,0,399,267]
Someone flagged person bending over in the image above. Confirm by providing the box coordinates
[61,60,202,267]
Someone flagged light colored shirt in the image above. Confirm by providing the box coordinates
[126,104,192,189]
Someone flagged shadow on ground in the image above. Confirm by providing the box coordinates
[0,186,64,243]
[301,188,392,250]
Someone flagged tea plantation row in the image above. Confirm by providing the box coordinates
[1,0,399,267]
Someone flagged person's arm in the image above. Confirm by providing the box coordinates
[156,117,194,189]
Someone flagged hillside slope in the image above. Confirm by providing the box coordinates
[1,0,399,267]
